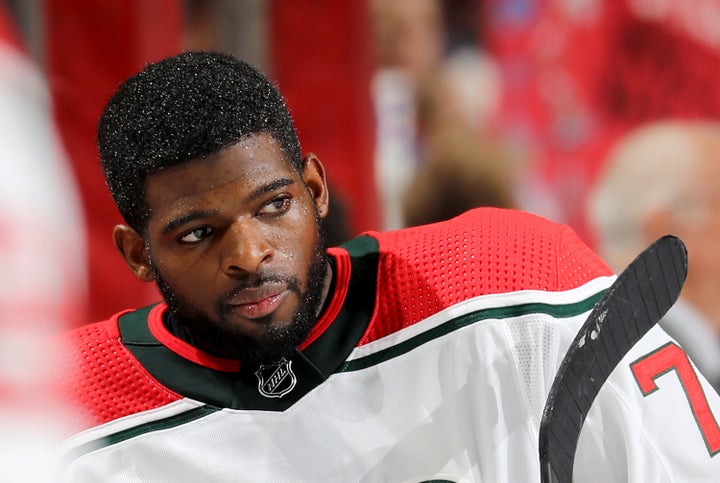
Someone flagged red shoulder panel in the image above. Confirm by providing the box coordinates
[359,208,611,345]
[55,314,182,432]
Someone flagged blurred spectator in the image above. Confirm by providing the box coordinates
[0,3,87,480]
[369,0,503,230]
[370,0,445,82]
[414,50,501,144]
[401,46,515,228]
[588,120,720,392]
[402,127,518,227]
[369,0,446,230]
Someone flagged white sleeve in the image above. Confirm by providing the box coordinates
[574,324,720,482]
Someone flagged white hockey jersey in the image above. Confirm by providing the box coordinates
[57,208,720,481]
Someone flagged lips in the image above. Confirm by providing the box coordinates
[225,283,289,320]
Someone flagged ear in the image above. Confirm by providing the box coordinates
[113,225,155,282]
[301,153,330,219]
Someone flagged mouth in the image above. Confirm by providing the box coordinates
[225,283,289,320]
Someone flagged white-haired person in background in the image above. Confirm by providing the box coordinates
[589,119,720,392]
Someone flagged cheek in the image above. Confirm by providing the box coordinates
[283,229,318,268]
[279,216,321,272]
[153,257,189,285]
[683,226,720,275]
[276,202,320,248]
[153,253,214,296]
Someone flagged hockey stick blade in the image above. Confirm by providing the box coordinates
[538,235,688,483]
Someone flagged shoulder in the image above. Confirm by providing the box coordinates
[57,313,123,347]
[55,310,182,432]
[355,208,612,343]
[371,207,611,294]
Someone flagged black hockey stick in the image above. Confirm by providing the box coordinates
[538,235,688,483]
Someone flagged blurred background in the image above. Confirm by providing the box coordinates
[7,0,720,326]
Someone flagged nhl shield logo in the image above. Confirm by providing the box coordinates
[255,358,297,398]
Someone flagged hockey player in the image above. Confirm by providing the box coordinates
[56,51,720,481]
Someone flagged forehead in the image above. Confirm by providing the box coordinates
[144,133,297,215]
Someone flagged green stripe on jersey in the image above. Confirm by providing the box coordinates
[62,405,219,466]
[340,292,605,373]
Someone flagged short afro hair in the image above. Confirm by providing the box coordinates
[98,51,302,232]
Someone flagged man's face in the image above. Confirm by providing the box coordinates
[672,147,720,314]
[140,134,330,365]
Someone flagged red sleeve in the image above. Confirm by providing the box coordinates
[55,315,182,432]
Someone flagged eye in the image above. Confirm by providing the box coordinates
[179,226,214,244]
[258,195,292,216]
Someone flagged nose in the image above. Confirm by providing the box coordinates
[220,219,274,276]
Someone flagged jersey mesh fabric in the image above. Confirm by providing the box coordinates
[56,316,182,430]
[506,315,568,425]
[360,208,611,345]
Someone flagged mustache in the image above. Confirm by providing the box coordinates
[222,273,300,299]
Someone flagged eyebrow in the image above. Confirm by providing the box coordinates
[248,177,295,200]
[164,210,218,234]
[162,177,296,234]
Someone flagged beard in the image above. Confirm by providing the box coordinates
[150,216,329,367]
